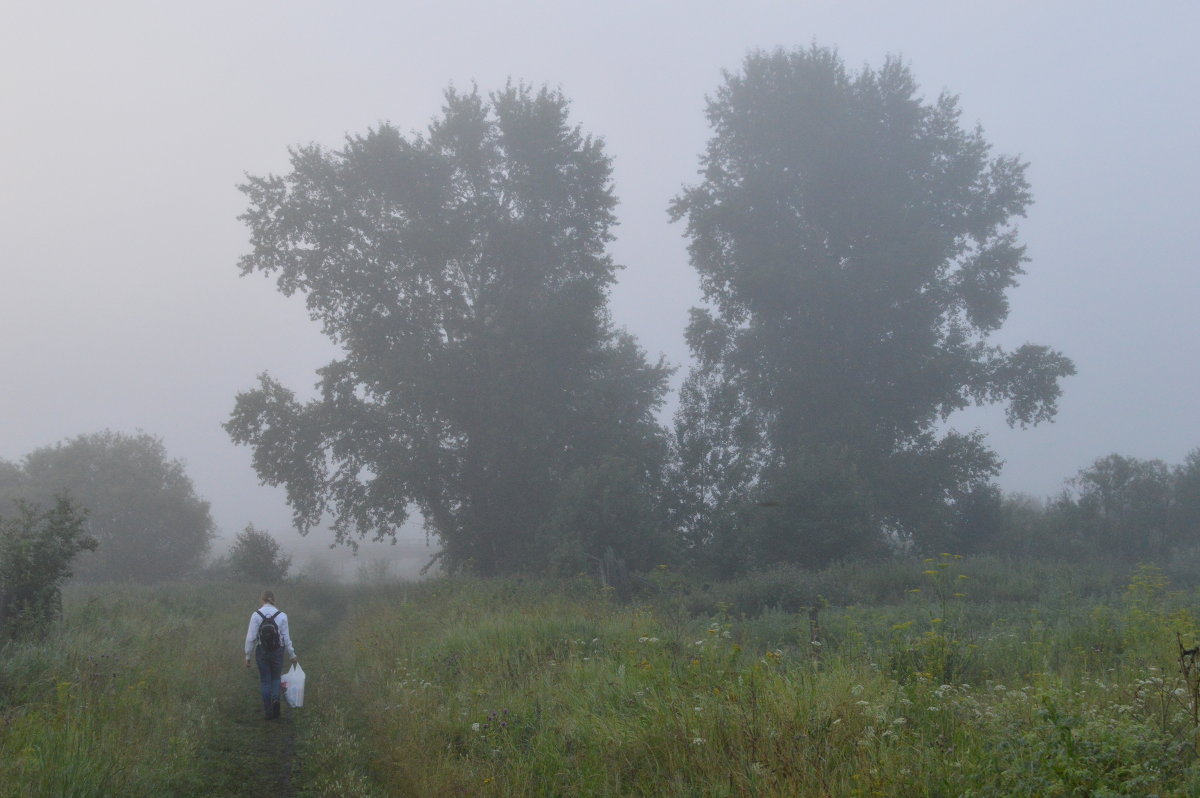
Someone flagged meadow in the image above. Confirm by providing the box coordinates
[5,555,1200,797]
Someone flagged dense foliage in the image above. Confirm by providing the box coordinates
[984,449,1200,560]
[223,524,291,584]
[670,46,1074,569]
[0,431,213,582]
[0,497,94,641]
[228,85,672,575]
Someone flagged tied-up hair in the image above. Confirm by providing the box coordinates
[260,590,275,605]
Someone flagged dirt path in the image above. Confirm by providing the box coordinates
[192,690,299,796]
[191,586,349,797]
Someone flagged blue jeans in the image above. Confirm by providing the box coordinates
[255,645,285,716]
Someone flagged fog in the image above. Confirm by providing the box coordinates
[2,1,1197,560]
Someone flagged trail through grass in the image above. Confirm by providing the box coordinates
[0,582,354,798]
[187,582,351,797]
[9,560,1200,795]
[192,682,298,796]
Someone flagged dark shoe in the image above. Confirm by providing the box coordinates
[269,700,281,719]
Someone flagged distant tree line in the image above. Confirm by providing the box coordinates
[981,451,1200,562]
[12,47,1190,589]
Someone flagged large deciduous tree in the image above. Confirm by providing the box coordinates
[227,85,672,575]
[3,431,214,582]
[670,46,1074,565]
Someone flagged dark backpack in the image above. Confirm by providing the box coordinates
[257,610,282,652]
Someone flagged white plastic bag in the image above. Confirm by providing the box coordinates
[282,663,305,708]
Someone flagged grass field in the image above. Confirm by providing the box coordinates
[4,556,1200,796]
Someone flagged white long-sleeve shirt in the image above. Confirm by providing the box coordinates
[244,604,297,660]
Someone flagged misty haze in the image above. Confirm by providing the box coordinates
[2,2,1199,795]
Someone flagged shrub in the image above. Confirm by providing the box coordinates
[0,497,95,641]
[225,524,291,583]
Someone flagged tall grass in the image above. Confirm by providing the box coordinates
[0,582,252,797]
[6,560,1200,796]
[0,579,363,797]
[300,564,1200,796]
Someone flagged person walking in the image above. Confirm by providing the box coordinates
[244,589,298,719]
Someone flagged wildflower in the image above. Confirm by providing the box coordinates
[471,723,481,732]
[692,737,706,746]
[851,684,864,695]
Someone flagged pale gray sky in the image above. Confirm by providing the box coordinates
[2,1,1197,556]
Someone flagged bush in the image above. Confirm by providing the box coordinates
[0,497,95,641]
[225,525,291,583]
